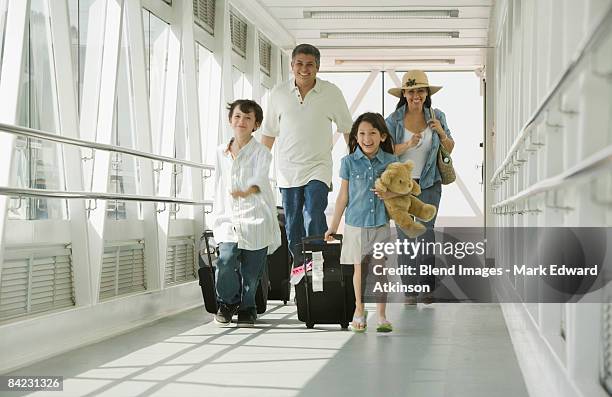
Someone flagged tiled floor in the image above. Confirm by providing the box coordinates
[8,303,529,397]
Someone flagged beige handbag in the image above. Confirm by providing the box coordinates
[430,109,456,185]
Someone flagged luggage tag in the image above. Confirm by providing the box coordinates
[311,251,324,292]
[290,259,313,285]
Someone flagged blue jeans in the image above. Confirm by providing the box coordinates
[396,182,442,295]
[280,180,329,266]
[215,243,267,311]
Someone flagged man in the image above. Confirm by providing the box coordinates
[261,43,352,266]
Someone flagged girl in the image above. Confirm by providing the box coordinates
[325,112,397,332]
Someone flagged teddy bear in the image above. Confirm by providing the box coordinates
[374,161,437,238]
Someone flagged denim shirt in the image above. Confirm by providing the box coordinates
[340,147,398,228]
[385,106,453,189]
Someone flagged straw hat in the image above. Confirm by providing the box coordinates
[388,70,442,98]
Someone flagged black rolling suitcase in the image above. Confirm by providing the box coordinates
[294,234,355,329]
[198,230,268,314]
[267,207,291,304]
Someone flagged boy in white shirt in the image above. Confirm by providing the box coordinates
[211,100,280,327]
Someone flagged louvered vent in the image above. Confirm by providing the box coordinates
[258,34,272,76]
[165,237,197,286]
[0,246,74,322]
[601,302,612,394]
[193,0,215,35]
[99,242,146,300]
[230,12,247,58]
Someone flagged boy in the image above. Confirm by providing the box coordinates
[211,99,280,327]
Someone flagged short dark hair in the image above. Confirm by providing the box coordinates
[348,112,394,154]
[395,87,432,110]
[226,99,263,130]
[291,44,320,68]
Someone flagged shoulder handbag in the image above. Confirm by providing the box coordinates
[430,108,456,185]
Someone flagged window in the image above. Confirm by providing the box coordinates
[0,0,8,80]
[258,34,272,76]
[232,66,247,99]
[196,44,222,206]
[10,0,67,220]
[229,11,247,58]
[107,9,140,220]
[193,0,215,35]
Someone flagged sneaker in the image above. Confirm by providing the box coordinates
[404,295,417,306]
[237,309,257,327]
[214,304,236,327]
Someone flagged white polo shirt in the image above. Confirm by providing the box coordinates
[261,78,353,188]
[211,138,281,254]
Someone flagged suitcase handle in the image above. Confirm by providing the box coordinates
[302,234,342,243]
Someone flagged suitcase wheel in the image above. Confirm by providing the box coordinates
[283,300,287,305]
[306,322,315,329]
[341,323,349,330]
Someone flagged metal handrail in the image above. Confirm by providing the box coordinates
[491,146,612,209]
[490,3,612,184]
[0,186,214,208]
[0,122,215,171]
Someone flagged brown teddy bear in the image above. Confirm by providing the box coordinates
[374,161,437,238]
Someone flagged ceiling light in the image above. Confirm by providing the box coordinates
[320,31,460,39]
[304,10,460,19]
[334,59,456,65]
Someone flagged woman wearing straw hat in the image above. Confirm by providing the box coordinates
[379,70,455,305]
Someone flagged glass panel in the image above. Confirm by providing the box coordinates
[232,66,246,99]
[9,0,67,220]
[317,72,382,207]
[259,84,270,113]
[0,0,8,79]
[106,11,140,220]
[196,44,222,204]
[68,0,97,114]
[171,64,193,219]
[143,9,170,155]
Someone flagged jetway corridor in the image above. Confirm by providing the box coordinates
[0,1,610,397]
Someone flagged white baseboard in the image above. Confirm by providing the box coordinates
[0,282,205,373]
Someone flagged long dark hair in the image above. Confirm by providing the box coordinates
[395,87,432,109]
[348,113,395,154]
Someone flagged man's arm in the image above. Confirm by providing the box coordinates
[261,135,275,150]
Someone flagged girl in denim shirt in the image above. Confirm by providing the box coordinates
[325,113,398,333]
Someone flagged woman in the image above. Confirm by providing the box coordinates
[381,70,454,305]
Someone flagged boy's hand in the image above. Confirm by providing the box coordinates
[230,190,250,198]
[324,229,337,241]
[230,185,259,198]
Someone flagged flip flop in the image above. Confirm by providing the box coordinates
[352,309,368,333]
[376,320,393,333]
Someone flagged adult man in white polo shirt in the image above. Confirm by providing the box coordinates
[261,44,352,266]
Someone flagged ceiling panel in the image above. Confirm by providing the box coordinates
[257,0,493,71]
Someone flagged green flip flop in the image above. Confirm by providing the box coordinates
[376,320,393,333]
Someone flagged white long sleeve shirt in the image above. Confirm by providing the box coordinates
[211,137,281,254]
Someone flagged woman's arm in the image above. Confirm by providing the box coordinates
[429,110,455,153]
[325,179,349,240]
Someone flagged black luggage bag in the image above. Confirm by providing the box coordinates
[198,230,268,314]
[294,234,355,329]
[267,207,292,304]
